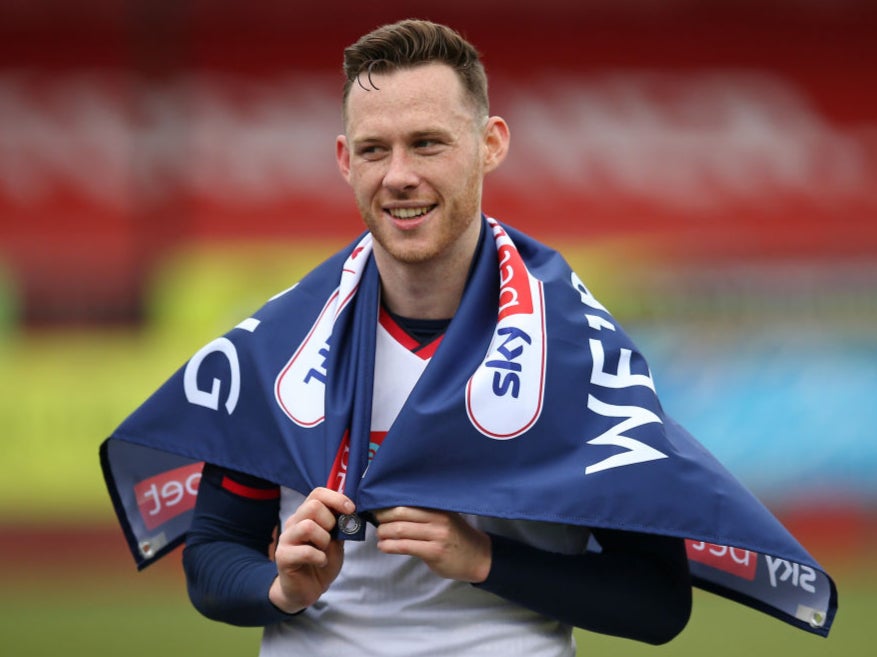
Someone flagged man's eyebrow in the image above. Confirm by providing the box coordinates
[349,134,385,148]
[410,128,453,141]
[352,128,452,145]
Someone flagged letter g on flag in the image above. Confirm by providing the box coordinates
[184,337,242,414]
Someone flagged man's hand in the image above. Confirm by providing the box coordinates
[373,507,492,583]
[269,487,354,614]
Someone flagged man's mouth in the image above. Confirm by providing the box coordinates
[387,205,436,220]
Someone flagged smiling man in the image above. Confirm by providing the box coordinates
[102,17,836,657]
[182,21,691,656]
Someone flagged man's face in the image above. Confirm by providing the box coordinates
[337,63,503,269]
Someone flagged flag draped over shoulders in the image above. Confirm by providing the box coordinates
[100,216,837,637]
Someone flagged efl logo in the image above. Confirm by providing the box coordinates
[467,218,546,440]
[686,540,758,581]
[135,463,203,531]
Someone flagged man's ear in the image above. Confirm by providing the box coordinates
[336,134,352,182]
[482,116,510,174]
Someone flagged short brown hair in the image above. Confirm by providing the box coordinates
[342,19,489,121]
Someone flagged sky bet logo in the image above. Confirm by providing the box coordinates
[686,540,758,580]
[466,220,547,440]
[487,326,533,398]
[134,463,203,530]
[686,540,818,593]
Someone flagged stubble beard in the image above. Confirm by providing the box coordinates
[360,182,483,267]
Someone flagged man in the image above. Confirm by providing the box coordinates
[183,19,691,656]
[101,17,836,657]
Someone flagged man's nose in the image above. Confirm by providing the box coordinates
[382,149,420,191]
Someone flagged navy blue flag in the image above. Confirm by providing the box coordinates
[100,217,837,636]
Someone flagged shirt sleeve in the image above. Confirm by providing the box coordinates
[475,527,692,645]
[182,463,295,627]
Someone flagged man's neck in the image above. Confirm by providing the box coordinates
[377,257,469,319]
[374,220,484,320]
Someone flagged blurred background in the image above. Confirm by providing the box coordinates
[1,0,874,655]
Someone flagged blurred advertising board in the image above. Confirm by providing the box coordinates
[0,0,875,323]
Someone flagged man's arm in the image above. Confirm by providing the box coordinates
[183,465,353,626]
[182,465,291,626]
[375,505,691,645]
[477,527,692,645]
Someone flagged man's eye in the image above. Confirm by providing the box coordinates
[358,145,385,158]
[415,139,442,151]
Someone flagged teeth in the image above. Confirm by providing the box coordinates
[389,206,432,219]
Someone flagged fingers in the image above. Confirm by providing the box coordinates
[373,507,445,553]
[374,506,434,535]
[373,505,434,527]
[372,507,492,583]
[286,487,355,532]
[278,488,355,562]
[270,488,353,613]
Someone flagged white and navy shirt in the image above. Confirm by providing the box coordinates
[262,309,584,656]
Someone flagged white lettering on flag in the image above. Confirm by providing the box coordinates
[584,395,667,475]
[184,337,241,414]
